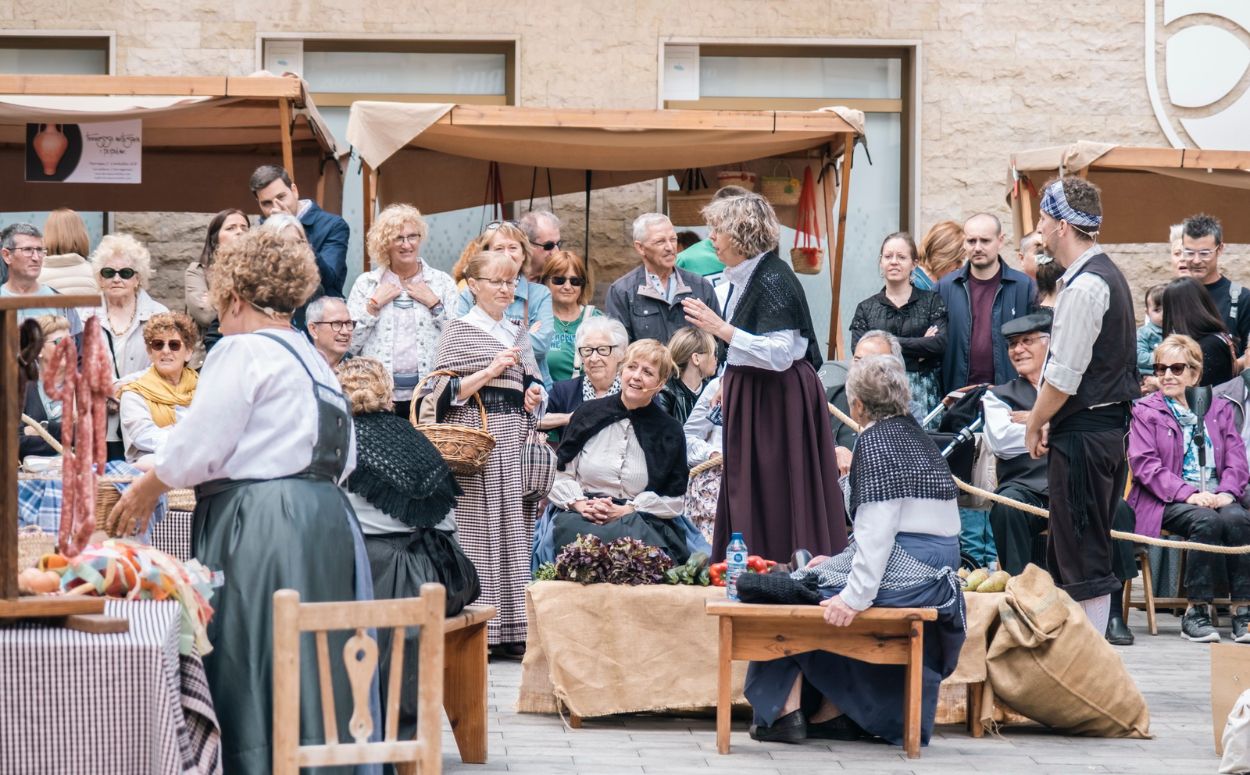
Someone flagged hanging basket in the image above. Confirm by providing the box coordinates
[410,370,496,476]
[668,168,714,226]
[716,169,757,192]
[790,164,823,275]
[760,163,802,206]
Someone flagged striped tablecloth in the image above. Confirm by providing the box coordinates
[152,509,195,562]
[0,599,221,775]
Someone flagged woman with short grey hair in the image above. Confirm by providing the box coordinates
[541,315,629,438]
[682,191,847,563]
[744,353,965,749]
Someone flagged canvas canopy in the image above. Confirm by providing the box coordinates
[1008,141,1250,244]
[0,75,344,214]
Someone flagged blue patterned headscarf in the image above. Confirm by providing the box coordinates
[1039,179,1103,231]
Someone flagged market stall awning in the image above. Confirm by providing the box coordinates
[1008,141,1250,244]
[0,74,344,213]
[347,102,864,215]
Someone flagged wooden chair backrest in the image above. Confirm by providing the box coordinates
[272,584,446,775]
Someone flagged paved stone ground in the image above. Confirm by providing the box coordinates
[441,613,1223,774]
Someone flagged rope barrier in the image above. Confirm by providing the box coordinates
[826,401,1250,555]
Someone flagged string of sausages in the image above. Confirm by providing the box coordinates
[41,317,112,558]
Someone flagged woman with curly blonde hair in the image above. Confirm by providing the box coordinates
[682,192,848,564]
[347,203,459,417]
[452,221,555,387]
[108,229,369,773]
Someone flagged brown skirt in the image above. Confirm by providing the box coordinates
[713,360,849,563]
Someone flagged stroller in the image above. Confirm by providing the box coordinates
[924,384,991,571]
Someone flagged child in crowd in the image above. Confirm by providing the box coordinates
[1138,283,1166,392]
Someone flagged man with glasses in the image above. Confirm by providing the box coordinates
[606,212,719,344]
[306,296,355,368]
[0,222,83,333]
[1183,213,1250,362]
[519,210,562,281]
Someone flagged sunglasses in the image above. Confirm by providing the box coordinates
[530,239,563,252]
[547,275,584,287]
[485,219,519,231]
[100,267,137,280]
[1152,362,1190,376]
[147,339,183,352]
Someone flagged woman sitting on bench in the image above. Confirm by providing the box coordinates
[745,354,966,747]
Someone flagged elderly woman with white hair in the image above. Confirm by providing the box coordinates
[85,233,169,459]
[540,315,629,440]
[682,192,847,563]
[742,355,965,749]
[347,203,459,417]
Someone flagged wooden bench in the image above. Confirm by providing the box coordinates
[443,604,495,764]
[706,601,937,759]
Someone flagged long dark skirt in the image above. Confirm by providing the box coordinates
[550,509,692,565]
[744,533,965,748]
[193,479,358,775]
[713,360,849,562]
[365,529,481,741]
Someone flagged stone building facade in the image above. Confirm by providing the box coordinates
[2,1,1246,351]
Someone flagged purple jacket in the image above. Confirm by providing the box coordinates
[1126,391,1249,537]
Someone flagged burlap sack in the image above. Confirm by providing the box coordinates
[985,564,1151,738]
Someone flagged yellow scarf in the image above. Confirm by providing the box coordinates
[119,367,198,428]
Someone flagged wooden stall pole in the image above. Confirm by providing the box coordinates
[278,98,295,174]
[825,133,856,361]
[1,307,19,601]
[1019,183,1035,237]
[361,160,376,273]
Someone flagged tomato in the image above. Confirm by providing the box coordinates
[709,562,728,587]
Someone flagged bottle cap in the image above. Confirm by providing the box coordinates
[730,532,743,541]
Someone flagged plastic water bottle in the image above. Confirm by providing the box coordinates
[726,532,748,601]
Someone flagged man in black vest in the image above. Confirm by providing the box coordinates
[1025,177,1139,636]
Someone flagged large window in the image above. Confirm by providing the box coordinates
[662,43,915,356]
[0,34,112,247]
[260,37,516,285]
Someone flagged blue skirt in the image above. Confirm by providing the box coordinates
[744,532,965,747]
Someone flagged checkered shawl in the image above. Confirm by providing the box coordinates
[848,414,957,515]
[1040,180,1102,229]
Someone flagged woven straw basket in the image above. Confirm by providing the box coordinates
[410,370,496,475]
[760,163,802,206]
[18,526,55,570]
[716,170,757,191]
[667,192,715,226]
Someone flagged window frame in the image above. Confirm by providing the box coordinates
[0,30,115,74]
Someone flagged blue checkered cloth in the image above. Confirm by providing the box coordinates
[17,460,164,544]
[1039,180,1102,229]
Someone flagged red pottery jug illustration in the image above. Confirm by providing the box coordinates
[33,124,68,175]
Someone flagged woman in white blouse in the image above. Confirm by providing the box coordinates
[348,204,458,418]
[743,355,965,749]
[682,192,847,563]
[117,312,199,469]
[541,339,696,565]
[85,233,169,459]
[107,230,365,774]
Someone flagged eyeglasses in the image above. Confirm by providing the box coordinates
[1152,362,1190,376]
[392,234,423,246]
[530,239,562,252]
[578,345,618,358]
[475,277,518,289]
[100,267,137,280]
[312,320,356,332]
[147,339,183,352]
[10,246,47,257]
[547,275,584,287]
[1182,249,1217,260]
[1008,334,1049,350]
[880,253,913,264]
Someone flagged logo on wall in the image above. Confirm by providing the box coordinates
[1145,1,1250,150]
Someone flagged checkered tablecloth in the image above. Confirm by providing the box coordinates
[0,600,221,775]
[152,509,195,562]
[17,460,165,544]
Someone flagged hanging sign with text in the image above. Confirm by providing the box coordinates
[26,120,142,184]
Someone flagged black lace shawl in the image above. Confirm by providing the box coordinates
[728,251,823,368]
[556,393,687,497]
[848,414,957,515]
[346,412,462,528]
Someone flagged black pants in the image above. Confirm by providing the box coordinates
[1046,425,1127,601]
[1161,501,1250,601]
[989,484,1048,576]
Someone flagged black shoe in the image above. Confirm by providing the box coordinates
[1105,615,1134,646]
[1181,604,1221,643]
[807,713,869,741]
[1233,606,1250,644]
[749,709,807,743]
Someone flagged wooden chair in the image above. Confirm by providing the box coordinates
[273,585,446,775]
[1123,535,1234,634]
[706,600,936,759]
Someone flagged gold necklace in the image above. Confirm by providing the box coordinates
[108,300,137,336]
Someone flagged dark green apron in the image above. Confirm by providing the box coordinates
[193,332,356,774]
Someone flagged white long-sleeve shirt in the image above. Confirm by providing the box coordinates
[839,497,960,611]
[1043,245,1110,395]
[722,253,809,371]
[154,328,356,488]
[981,390,1030,458]
[118,389,189,465]
[684,375,723,465]
[549,418,683,517]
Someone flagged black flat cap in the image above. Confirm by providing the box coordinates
[1001,310,1053,339]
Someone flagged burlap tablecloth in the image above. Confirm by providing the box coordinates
[518,581,747,717]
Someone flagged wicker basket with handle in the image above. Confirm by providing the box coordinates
[760,162,802,206]
[409,370,496,475]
